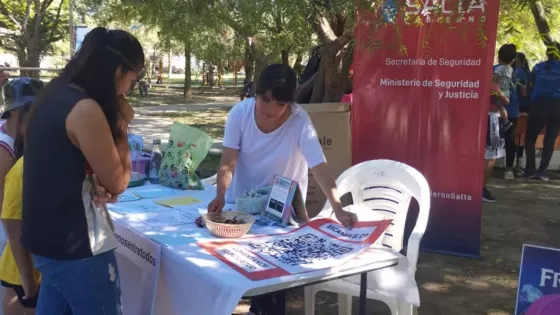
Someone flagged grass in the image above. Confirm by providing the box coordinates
[148,107,230,139]
[128,87,240,108]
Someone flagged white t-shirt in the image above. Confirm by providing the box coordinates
[223,98,326,203]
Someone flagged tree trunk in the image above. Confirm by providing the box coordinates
[202,63,207,86]
[253,56,268,85]
[217,60,223,89]
[18,53,41,78]
[253,47,273,85]
[293,52,303,80]
[244,44,255,82]
[168,49,173,79]
[309,45,352,103]
[183,41,192,98]
[208,64,215,86]
[530,1,554,48]
[234,60,238,86]
[281,49,290,65]
[307,2,353,103]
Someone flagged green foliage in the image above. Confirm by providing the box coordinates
[0,0,68,63]
[498,0,560,64]
[210,0,316,62]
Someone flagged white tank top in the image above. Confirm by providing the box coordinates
[0,120,15,158]
[0,120,15,252]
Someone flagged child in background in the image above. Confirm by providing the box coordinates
[491,74,510,106]
[492,44,518,131]
[0,77,44,315]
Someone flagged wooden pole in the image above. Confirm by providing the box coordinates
[69,0,74,55]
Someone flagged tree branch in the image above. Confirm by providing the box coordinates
[0,37,21,54]
[311,11,338,44]
[331,28,353,52]
[529,1,555,47]
[0,1,22,26]
[22,0,32,40]
[46,0,64,45]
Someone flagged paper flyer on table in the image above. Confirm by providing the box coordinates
[109,199,170,215]
[118,192,141,203]
[154,196,201,207]
[197,218,392,280]
[129,186,181,199]
[127,210,197,229]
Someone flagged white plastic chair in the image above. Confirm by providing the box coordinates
[304,160,431,315]
[200,173,217,186]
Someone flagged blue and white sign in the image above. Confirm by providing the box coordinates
[515,244,560,314]
[75,26,93,53]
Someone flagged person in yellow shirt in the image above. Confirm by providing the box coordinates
[0,77,43,315]
[0,157,40,314]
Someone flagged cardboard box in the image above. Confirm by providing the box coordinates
[301,103,352,217]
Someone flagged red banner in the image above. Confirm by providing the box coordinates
[352,0,500,257]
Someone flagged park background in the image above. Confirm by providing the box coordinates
[1,0,560,314]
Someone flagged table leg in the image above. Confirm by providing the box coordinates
[249,291,287,315]
[359,272,367,315]
[275,290,286,315]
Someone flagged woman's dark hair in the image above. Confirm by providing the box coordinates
[34,27,144,141]
[517,52,530,73]
[256,64,297,103]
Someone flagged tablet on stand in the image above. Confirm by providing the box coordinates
[262,175,307,227]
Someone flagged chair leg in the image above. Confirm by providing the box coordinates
[337,294,352,315]
[303,286,316,315]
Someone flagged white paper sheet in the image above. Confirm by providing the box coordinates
[109,200,171,215]
[127,210,197,229]
[129,185,182,199]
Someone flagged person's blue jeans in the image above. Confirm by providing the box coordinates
[33,250,122,315]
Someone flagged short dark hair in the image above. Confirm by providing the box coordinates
[256,64,297,103]
[498,44,517,65]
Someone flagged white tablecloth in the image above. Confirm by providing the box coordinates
[110,184,400,315]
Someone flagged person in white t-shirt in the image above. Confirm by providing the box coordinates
[208,63,358,315]
[208,63,357,228]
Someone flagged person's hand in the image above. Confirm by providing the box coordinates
[92,174,118,205]
[500,107,508,121]
[208,194,225,213]
[21,277,39,300]
[334,209,358,230]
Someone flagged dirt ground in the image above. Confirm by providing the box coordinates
[127,86,240,107]
[132,89,560,315]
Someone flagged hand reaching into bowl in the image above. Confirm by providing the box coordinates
[208,194,225,213]
[198,194,226,227]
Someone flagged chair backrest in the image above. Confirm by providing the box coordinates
[319,160,431,253]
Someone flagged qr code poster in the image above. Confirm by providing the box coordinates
[197,218,392,281]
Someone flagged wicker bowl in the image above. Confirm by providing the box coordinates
[202,211,255,238]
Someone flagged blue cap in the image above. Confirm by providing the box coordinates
[2,77,44,119]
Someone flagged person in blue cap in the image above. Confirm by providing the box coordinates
[0,77,44,239]
[0,77,44,315]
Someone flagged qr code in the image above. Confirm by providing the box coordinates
[248,233,352,266]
